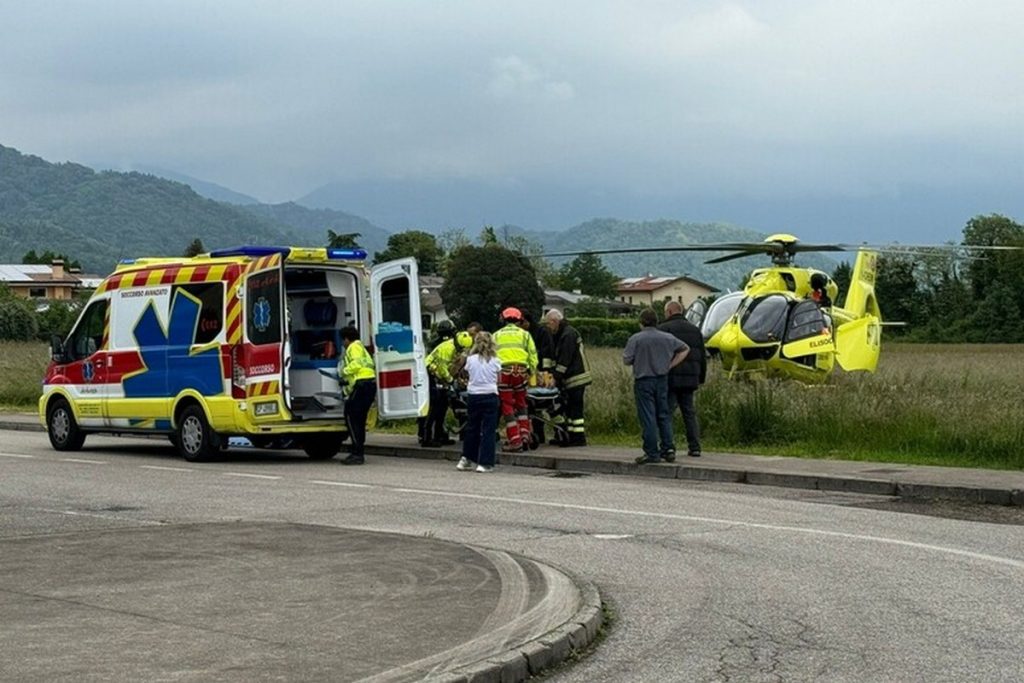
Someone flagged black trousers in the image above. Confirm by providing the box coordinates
[564,386,586,438]
[667,386,700,453]
[423,376,450,442]
[344,380,377,457]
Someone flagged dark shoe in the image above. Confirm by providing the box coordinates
[634,455,662,465]
[340,454,365,465]
[687,450,702,458]
[441,438,457,446]
[421,440,440,448]
[662,450,676,463]
[548,438,566,446]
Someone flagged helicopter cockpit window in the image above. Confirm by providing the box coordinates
[685,299,707,327]
[701,292,745,340]
[740,294,789,343]
[785,300,827,342]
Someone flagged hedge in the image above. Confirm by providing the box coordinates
[568,317,640,348]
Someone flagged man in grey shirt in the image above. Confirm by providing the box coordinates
[623,308,689,464]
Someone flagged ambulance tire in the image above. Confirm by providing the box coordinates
[303,433,343,460]
[176,405,221,462]
[47,399,86,451]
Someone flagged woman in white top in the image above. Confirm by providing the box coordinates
[457,331,502,473]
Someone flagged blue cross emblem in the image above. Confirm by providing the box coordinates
[82,360,95,383]
[253,298,272,332]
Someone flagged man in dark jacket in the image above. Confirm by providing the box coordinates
[658,300,706,457]
[545,308,592,447]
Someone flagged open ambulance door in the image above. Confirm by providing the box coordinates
[370,258,428,420]
[240,251,289,409]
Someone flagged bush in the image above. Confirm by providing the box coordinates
[568,317,640,347]
[36,300,81,341]
[0,298,39,341]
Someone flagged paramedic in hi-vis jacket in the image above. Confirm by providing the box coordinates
[493,307,538,452]
[339,326,376,465]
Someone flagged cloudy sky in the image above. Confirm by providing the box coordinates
[2,1,1022,240]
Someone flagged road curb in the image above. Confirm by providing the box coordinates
[4,420,1020,508]
[443,570,604,683]
[363,441,1023,508]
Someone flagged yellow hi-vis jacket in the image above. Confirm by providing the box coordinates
[339,340,375,393]
[494,324,538,373]
[426,338,457,383]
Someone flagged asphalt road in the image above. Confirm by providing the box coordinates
[2,432,1023,682]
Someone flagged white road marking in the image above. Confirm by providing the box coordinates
[140,465,194,473]
[358,485,1024,571]
[37,508,163,525]
[310,480,375,489]
[0,452,35,459]
[60,458,108,465]
[223,472,281,480]
[593,533,634,540]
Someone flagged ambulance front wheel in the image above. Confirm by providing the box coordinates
[47,398,86,451]
[176,405,221,462]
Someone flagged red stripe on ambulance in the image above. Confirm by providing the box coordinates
[378,369,412,389]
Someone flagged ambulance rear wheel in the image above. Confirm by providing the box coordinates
[177,405,220,462]
[47,399,86,451]
[303,433,343,459]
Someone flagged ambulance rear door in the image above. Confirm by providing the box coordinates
[241,251,288,410]
[369,258,428,420]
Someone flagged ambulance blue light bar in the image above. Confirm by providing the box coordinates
[327,248,367,260]
[210,246,292,258]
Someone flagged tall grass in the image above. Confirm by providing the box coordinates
[586,344,1024,468]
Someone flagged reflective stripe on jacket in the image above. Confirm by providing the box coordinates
[340,340,375,391]
[426,338,457,383]
[494,324,538,373]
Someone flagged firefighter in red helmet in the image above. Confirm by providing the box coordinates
[493,307,538,451]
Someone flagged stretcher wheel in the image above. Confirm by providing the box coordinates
[528,432,540,451]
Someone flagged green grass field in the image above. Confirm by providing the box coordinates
[8,341,1022,468]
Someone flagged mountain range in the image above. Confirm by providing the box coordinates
[1,143,836,289]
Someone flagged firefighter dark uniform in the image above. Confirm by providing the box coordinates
[339,331,376,465]
[551,318,592,447]
[494,308,538,451]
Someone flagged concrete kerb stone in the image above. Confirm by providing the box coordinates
[1013,490,1024,506]
[442,565,604,683]
[896,482,1013,506]
[0,419,43,433]
[812,475,897,497]
[675,465,746,484]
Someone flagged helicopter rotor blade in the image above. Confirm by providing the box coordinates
[542,243,779,258]
[703,251,770,264]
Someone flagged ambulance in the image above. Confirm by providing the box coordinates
[40,246,428,461]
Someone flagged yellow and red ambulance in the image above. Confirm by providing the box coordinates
[40,246,428,461]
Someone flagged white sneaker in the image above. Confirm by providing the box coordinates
[456,457,474,471]
[475,464,494,473]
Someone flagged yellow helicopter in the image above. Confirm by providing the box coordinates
[547,233,1015,383]
[681,234,878,382]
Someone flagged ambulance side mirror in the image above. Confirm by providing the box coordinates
[50,335,67,364]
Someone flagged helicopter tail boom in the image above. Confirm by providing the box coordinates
[842,250,881,318]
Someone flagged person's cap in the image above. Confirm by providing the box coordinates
[501,307,523,321]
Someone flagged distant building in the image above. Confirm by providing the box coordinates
[0,260,104,300]
[616,275,719,309]
[418,274,449,327]
[544,289,637,317]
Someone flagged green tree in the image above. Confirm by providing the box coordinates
[874,255,921,331]
[440,244,545,330]
[22,250,81,269]
[962,214,1024,317]
[327,230,362,249]
[555,253,618,298]
[373,230,443,274]
[183,238,205,257]
[831,261,852,306]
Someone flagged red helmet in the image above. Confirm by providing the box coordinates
[501,307,522,322]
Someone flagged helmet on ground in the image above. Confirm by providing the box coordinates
[501,307,523,322]
[435,320,456,338]
[455,331,472,349]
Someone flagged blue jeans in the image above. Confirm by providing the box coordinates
[634,376,674,459]
[463,393,500,467]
